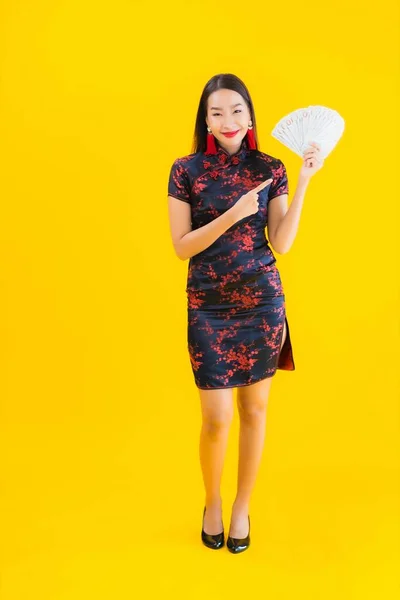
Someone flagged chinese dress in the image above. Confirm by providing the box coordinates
[168,137,295,389]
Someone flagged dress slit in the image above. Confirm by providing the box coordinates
[277,316,295,371]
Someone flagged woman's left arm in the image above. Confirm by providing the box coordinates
[267,142,324,254]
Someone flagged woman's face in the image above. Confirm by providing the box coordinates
[205,88,251,153]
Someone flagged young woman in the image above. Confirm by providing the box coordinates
[167,73,323,553]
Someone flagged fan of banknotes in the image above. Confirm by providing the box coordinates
[271,105,345,159]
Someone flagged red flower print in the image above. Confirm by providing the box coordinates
[168,148,296,388]
[187,289,206,309]
[189,344,204,372]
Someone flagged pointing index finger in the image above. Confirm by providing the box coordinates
[252,178,273,193]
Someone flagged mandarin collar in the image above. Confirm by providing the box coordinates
[202,137,250,168]
[217,137,249,158]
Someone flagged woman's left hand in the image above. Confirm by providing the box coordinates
[299,142,324,179]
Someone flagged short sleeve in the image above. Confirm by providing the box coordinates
[168,158,191,204]
[268,160,289,200]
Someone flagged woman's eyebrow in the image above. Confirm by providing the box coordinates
[210,103,244,110]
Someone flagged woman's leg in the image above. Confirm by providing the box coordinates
[199,386,234,534]
[229,320,287,538]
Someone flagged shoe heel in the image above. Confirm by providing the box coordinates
[201,506,225,550]
[227,515,250,554]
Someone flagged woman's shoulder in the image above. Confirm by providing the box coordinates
[170,151,202,168]
[252,149,284,166]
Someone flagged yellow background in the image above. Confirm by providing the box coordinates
[0,0,399,598]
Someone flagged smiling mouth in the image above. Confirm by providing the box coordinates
[222,130,240,137]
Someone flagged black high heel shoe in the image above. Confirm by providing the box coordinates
[201,506,225,549]
[227,515,250,554]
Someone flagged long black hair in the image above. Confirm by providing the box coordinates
[191,73,260,154]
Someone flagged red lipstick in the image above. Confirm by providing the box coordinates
[222,130,240,138]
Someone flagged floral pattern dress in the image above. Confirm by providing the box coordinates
[168,137,295,389]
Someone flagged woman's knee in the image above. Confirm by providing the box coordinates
[202,415,233,439]
[237,379,272,423]
[238,399,268,424]
[199,388,234,434]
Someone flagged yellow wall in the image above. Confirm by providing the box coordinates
[1,1,398,598]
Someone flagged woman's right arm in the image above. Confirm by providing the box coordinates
[167,178,273,261]
[167,196,238,261]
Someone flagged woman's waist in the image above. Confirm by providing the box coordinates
[186,259,281,292]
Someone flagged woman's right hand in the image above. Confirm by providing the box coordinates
[231,178,273,223]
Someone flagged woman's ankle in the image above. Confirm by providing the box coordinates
[205,496,222,509]
[232,498,249,513]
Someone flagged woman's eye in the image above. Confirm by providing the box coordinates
[212,110,242,116]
